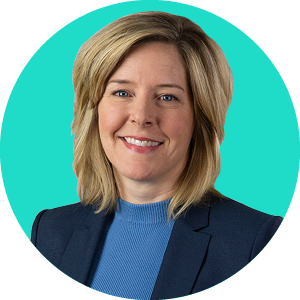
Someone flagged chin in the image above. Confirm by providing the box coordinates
[116,165,159,182]
[124,172,157,182]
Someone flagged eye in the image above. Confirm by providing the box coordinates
[161,94,178,102]
[113,90,129,97]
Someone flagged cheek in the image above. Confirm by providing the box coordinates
[98,103,126,140]
[165,110,194,141]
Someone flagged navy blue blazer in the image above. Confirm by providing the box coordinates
[31,195,282,299]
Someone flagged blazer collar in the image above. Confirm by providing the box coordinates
[151,203,212,300]
[179,202,211,230]
[58,206,114,285]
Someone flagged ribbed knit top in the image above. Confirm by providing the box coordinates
[89,197,175,300]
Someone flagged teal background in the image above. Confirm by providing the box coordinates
[1,1,299,239]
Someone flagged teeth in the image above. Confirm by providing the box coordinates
[124,137,161,147]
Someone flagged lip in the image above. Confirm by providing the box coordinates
[120,137,163,153]
[120,136,163,143]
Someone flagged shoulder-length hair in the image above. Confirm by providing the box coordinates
[72,11,233,219]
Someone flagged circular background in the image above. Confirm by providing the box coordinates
[0,1,300,287]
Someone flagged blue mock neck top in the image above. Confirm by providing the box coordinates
[89,197,175,299]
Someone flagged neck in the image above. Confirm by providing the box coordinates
[114,173,177,205]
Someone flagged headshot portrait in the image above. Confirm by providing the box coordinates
[29,10,283,300]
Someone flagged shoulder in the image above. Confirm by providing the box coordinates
[202,195,283,259]
[210,196,274,219]
[186,194,283,229]
[31,203,93,255]
[35,202,92,222]
[208,196,282,229]
[32,202,92,239]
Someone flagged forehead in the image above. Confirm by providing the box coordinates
[110,42,188,87]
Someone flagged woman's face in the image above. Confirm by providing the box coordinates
[98,42,194,186]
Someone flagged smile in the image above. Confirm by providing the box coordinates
[124,137,162,147]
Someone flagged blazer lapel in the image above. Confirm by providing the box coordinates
[59,208,113,285]
[151,204,212,300]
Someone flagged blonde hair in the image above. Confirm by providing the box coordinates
[72,11,233,218]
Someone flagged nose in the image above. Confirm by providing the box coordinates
[129,96,156,127]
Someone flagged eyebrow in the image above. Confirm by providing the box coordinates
[107,79,185,92]
[108,79,132,85]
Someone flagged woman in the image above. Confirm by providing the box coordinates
[31,11,282,300]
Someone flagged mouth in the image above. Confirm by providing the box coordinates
[121,136,163,147]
